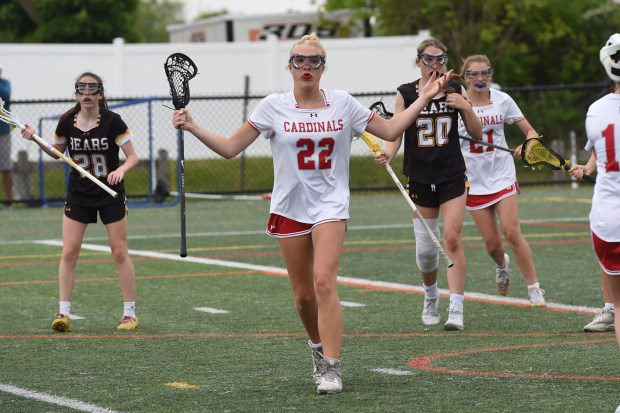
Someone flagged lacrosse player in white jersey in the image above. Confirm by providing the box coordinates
[570,34,620,347]
[457,55,546,307]
[172,33,450,394]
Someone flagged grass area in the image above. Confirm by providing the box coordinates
[0,185,616,412]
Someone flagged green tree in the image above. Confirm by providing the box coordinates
[134,0,184,43]
[323,0,620,86]
[0,0,141,43]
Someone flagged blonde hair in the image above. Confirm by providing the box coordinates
[460,54,492,78]
[290,32,327,59]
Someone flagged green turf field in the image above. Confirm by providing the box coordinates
[0,184,617,412]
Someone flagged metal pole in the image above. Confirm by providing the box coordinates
[570,130,578,190]
[240,75,250,191]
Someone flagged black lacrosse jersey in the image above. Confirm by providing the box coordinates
[398,79,466,184]
[53,108,132,206]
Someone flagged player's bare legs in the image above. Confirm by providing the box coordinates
[470,207,506,265]
[310,220,346,359]
[278,235,320,344]
[441,193,467,294]
[105,217,135,301]
[495,195,537,284]
[607,274,620,346]
[59,215,88,301]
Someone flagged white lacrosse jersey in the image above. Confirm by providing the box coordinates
[248,89,373,223]
[585,93,620,242]
[458,88,524,195]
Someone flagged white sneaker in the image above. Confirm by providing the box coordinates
[317,358,342,394]
[421,296,440,325]
[444,309,464,331]
[308,340,326,385]
[583,308,615,332]
[527,287,546,308]
[495,254,511,296]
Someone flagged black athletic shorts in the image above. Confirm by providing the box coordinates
[64,196,127,225]
[408,175,469,208]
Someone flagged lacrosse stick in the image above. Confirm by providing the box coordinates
[165,53,198,257]
[365,101,453,267]
[0,99,118,198]
[521,137,596,183]
[459,134,515,154]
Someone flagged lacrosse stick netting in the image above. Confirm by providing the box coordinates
[521,137,595,183]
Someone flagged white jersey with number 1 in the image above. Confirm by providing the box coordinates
[458,88,524,195]
[586,93,620,242]
[248,89,373,224]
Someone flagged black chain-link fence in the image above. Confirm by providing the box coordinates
[2,82,611,206]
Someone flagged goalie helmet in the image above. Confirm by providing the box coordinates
[600,33,620,82]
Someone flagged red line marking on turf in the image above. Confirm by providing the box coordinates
[0,270,260,286]
[0,332,612,340]
[408,338,619,381]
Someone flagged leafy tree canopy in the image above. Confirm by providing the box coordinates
[323,0,620,86]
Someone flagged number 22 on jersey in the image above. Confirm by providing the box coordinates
[297,138,335,170]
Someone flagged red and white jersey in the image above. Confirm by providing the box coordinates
[458,88,524,195]
[585,93,620,242]
[248,89,373,223]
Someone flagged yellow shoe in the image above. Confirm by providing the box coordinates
[117,316,139,331]
[51,313,71,332]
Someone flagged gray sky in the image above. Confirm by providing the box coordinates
[182,0,325,21]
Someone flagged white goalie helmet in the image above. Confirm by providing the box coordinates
[600,33,620,82]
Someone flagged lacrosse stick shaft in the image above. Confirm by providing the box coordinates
[177,126,188,257]
[359,133,453,267]
[459,135,515,154]
[11,121,118,198]
[383,163,454,267]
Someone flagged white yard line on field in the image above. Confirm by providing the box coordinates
[372,368,417,376]
[0,383,119,413]
[34,240,600,316]
[194,307,229,314]
[340,301,367,307]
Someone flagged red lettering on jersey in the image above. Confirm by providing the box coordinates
[326,121,333,132]
[337,119,343,130]
[299,123,306,133]
[284,122,290,132]
[290,123,298,132]
[317,122,325,132]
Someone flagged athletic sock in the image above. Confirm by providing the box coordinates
[59,301,71,316]
[527,282,540,290]
[604,302,615,312]
[123,301,136,318]
[308,340,322,350]
[423,282,438,299]
[449,293,464,312]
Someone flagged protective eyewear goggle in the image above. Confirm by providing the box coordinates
[75,82,103,94]
[289,54,325,69]
[464,68,493,78]
[418,53,448,66]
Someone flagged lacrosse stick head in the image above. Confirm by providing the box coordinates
[0,98,17,132]
[521,137,567,170]
[164,53,198,110]
[369,101,394,120]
